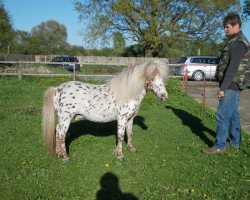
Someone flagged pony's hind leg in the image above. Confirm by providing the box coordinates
[56,118,71,162]
[126,117,137,153]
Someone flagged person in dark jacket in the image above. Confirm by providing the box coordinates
[202,13,249,154]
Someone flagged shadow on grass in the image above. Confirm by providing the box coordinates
[166,106,215,146]
[66,115,148,153]
[96,172,138,200]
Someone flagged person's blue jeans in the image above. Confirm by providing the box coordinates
[214,89,241,149]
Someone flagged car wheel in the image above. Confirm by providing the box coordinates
[192,70,204,81]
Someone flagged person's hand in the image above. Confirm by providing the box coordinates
[217,90,224,99]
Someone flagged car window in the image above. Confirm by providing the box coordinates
[52,57,62,62]
[69,57,77,62]
[190,58,197,63]
[201,58,207,64]
[177,57,187,63]
[207,58,215,64]
[207,58,219,64]
[215,58,219,64]
[63,57,68,62]
[55,57,64,62]
[52,56,79,62]
[191,58,201,63]
[191,58,209,64]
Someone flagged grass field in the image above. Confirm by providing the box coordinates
[0,76,249,200]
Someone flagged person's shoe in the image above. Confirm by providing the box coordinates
[202,146,226,155]
[226,143,239,151]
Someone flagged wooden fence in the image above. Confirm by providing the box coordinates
[0,54,169,66]
[34,55,169,66]
[0,54,35,61]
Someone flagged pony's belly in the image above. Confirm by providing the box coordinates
[79,108,118,123]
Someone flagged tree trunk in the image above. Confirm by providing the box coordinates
[144,43,162,57]
[144,48,154,57]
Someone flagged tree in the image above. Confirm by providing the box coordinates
[0,1,14,53]
[31,20,68,54]
[113,31,125,55]
[11,30,31,54]
[122,44,145,57]
[242,0,250,19]
[64,45,87,56]
[73,0,240,57]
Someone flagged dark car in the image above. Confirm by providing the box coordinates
[49,56,80,71]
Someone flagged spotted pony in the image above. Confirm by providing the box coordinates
[42,60,169,161]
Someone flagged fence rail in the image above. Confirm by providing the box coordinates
[0,61,114,66]
[0,72,114,81]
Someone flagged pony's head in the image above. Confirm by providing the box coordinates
[142,60,168,101]
[108,60,169,104]
[145,74,168,101]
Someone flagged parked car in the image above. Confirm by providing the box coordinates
[173,56,219,81]
[49,56,80,71]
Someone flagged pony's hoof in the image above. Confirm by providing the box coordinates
[57,154,70,162]
[63,157,70,163]
[127,145,137,153]
[116,155,125,161]
[114,151,125,161]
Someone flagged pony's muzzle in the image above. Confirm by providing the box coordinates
[160,94,167,101]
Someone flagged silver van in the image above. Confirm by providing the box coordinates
[173,56,219,81]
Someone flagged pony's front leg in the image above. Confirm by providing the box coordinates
[56,119,71,162]
[126,117,137,153]
[114,119,126,160]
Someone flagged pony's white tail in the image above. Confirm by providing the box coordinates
[42,87,56,155]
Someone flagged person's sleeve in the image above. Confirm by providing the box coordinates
[220,42,246,91]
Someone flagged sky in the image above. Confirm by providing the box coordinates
[3,0,250,48]
[4,0,85,46]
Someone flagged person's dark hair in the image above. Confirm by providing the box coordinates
[223,13,242,27]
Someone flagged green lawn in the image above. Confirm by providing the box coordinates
[0,76,249,200]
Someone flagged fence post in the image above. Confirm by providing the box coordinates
[201,75,206,113]
[18,70,22,80]
[182,69,188,95]
[73,64,76,81]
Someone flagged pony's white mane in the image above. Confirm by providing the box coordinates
[107,60,169,104]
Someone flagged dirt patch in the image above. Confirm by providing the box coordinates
[11,106,41,115]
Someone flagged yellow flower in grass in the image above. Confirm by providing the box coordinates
[104,163,110,168]
[191,188,195,193]
[203,193,207,198]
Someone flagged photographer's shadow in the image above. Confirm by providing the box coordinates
[96,172,138,200]
[166,106,215,146]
